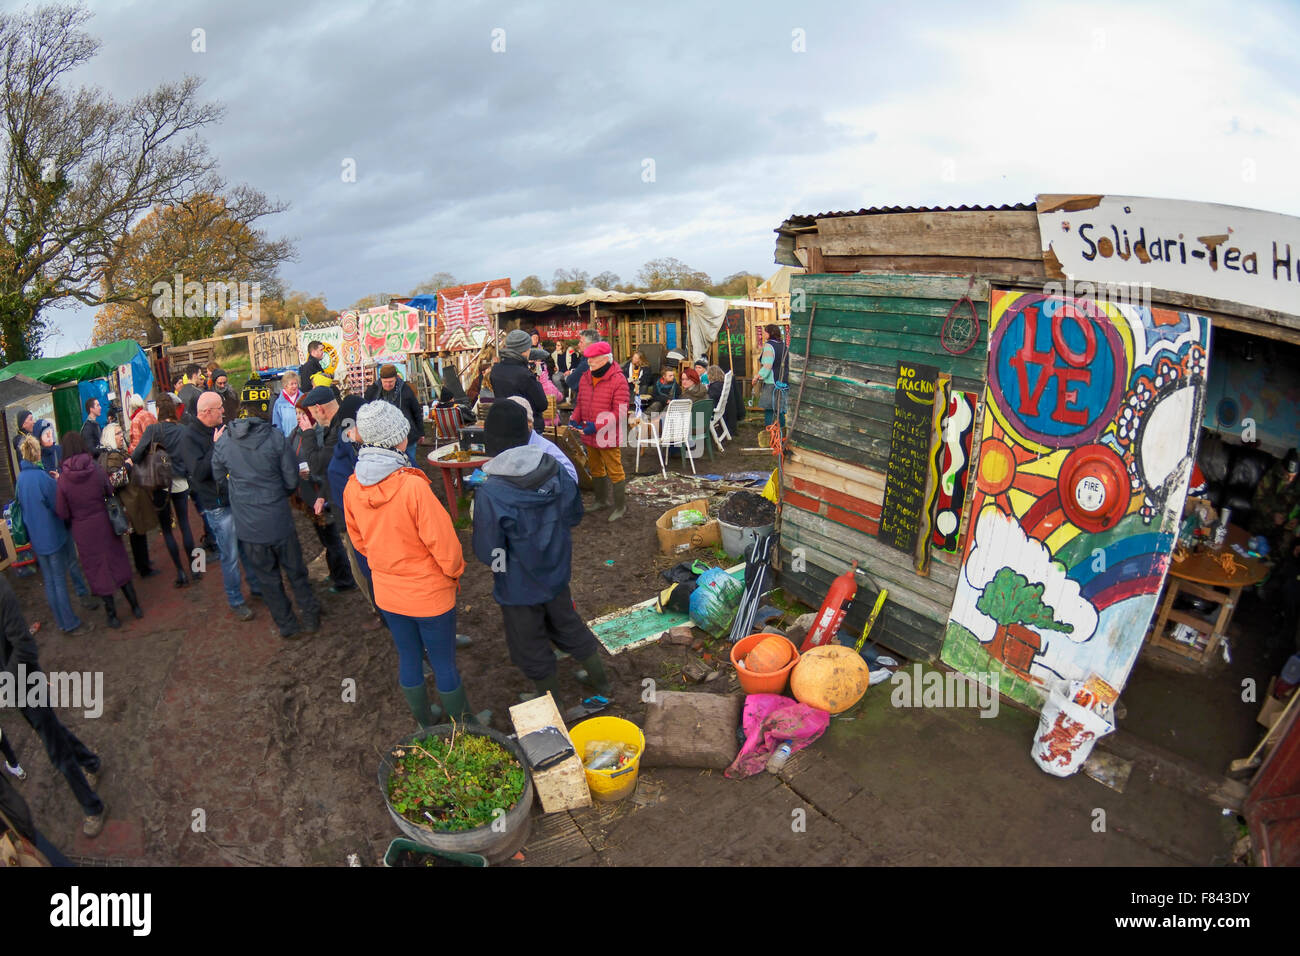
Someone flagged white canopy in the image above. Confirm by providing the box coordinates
[484,288,729,360]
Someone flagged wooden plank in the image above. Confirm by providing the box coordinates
[778,542,946,633]
[786,445,886,489]
[783,505,959,591]
[790,433,890,473]
[785,489,880,538]
[802,338,986,381]
[789,294,992,321]
[797,387,897,427]
[790,397,894,439]
[812,210,1042,258]
[785,462,884,505]
[809,325,988,362]
[794,273,992,302]
[791,354,987,397]
[823,255,1045,277]
[792,416,892,463]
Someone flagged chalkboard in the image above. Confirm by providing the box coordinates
[879,361,939,553]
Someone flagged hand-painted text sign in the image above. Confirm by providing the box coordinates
[1038,194,1300,317]
[880,361,939,553]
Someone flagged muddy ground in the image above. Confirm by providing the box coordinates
[4,412,1255,867]
[5,417,784,865]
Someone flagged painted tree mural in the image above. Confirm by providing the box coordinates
[975,567,1073,680]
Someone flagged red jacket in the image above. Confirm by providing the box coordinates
[569,363,628,449]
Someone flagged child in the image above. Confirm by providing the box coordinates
[471,402,613,709]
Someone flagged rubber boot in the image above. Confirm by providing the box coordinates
[399,683,444,730]
[102,595,120,629]
[518,673,561,704]
[607,480,627,522]
[439,684,491,726]
[588,476,611,512]
[122,581,144,619]
[574,654,613,697]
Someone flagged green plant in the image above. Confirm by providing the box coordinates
[387,729,526,832]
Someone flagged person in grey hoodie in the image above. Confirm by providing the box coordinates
[212,397,321,639]
[471,401,613,708]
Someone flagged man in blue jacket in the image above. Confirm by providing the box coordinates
[14,437,98,634]
[471,401,612,706]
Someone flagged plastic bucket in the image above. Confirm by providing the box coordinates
[731,633,800,695]
[718,518,775,559]
[1031,680,1115,777]
[569,716,646,803]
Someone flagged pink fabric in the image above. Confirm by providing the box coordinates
[724,693,831,778]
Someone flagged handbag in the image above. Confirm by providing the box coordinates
[132,441,173,491]
[107,463,130,490]
[0,808,50,867]
[105,494,129,536]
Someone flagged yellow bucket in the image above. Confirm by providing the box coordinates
[569,716,645,803]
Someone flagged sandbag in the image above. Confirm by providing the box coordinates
[642,691,743,770]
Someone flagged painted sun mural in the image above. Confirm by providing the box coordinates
[942,291,1210,708]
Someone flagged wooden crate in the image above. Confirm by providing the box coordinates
[508,693,592,813]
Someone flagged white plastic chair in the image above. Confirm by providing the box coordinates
[645,399,695,476]
[631,414,662,476]
[709,371,733,451]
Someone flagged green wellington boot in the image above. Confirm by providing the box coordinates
[573,654,614,697]
[518,674,562,704]
[439,684,492,726]
[588,475,612,512]
[607,481,627,522]
[399,683,445,729]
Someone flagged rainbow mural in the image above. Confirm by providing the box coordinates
[942,291,1210,708]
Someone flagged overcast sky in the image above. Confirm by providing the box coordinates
[27,0,1300,352]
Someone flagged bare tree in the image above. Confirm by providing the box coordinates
[515,274,545,296]
[552,268,589,295]
[591,270,620,290]
[410,271,458,296]
[0,4,281,361]
[636,257,712,292]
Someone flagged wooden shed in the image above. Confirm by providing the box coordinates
[772,196,1299,711]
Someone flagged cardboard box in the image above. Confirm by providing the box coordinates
[508,693,591,813]
[655,499,720,555]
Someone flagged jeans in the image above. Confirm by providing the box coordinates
[35,537,90,632]
[242,534,320,635]
[405,444,419,467]
[21,702,102,816]
[381,606,460,692]
[202,506,246,608]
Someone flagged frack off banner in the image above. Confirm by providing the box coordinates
[1038,194,1300,316]
[942,290,1210,710]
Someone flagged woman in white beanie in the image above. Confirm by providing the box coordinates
[343,401,489,727]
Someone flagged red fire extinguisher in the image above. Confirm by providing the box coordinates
[800,561,858,652]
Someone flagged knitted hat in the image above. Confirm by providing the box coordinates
[356,400,410,449]
[379,363,398,379]
[484,401,531,457]
[501,329,532,360]
[583,341,612,358]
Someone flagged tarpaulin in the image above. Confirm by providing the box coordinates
[0,340,153,398]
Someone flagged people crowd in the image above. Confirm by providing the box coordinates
[1,324,764,855]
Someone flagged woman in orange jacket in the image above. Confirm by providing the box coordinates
[343,401,488,728]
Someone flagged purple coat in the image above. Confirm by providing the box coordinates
[55,453,131,595]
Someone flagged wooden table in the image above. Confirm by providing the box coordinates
[426,445,491,522]
[1146,524,1271,665]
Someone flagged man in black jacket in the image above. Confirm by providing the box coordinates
[81,397,103,450]
[364,364,423,466]
[177,392,255,621]
[0,573,106,838]
[212,399,321,640]
[491,329,548,434]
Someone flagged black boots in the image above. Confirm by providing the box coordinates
[102,595,120,629]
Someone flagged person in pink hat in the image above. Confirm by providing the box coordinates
[567,341,630,521]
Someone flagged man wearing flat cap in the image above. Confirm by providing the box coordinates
[489,328,548,434]
[364,363,424,466]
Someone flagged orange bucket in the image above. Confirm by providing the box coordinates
[730,633,800,695]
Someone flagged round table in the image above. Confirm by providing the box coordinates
[426,446,491,522]
[1146,524,1271,664]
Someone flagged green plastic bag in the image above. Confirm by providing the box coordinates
[8,500,27,547]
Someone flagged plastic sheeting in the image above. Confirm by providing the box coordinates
[484,289,729,361]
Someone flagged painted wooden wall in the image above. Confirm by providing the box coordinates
[943,292,1210,709]
[779,273,991,662]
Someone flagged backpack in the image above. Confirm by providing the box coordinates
[7,500,26,547]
